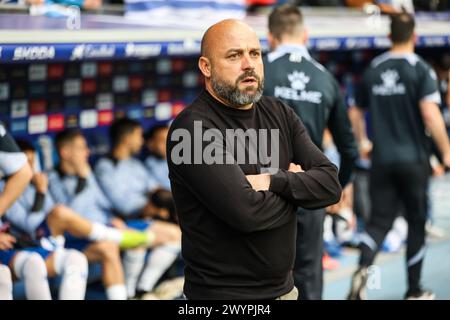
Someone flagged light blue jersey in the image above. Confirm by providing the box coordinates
[0,182,54,238]
[95,156,158,218]
[48,169,113,225]
[144,155,171,191]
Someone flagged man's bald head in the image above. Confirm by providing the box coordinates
[198,19,264,109]
[200,19,259,60]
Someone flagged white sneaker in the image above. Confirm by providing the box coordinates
[40,235,65,250]
[405,289,436,300]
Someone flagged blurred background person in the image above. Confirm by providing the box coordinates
[95,119,181,298]
[263,4,358,300]
[347,12,450,300]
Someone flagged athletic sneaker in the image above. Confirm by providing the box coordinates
[347,267,369,300]
[404,289,435,300]
[40,235,65,251]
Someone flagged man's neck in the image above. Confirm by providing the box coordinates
[112,146,131,160]
[205,85,253,110]
[274,40,305,50]
[390,42,414,54]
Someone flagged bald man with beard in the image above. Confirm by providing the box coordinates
[167,19,342,300]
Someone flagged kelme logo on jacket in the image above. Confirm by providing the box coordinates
[273,70,322,104]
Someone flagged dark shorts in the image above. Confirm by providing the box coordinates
[0,247,52,266]
[125,219,152,231]
[34,220,52,239]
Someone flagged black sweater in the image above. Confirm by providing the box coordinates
[167,90,341,299]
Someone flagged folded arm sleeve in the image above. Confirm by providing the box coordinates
[269,105,342,209]
[168,114,295,234]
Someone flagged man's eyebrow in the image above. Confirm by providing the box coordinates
[225,48,243,55]
[225,47,261,55]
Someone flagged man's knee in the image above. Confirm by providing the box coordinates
[0,264,13,290]
[94,241,121,262]
[151,221,181,243]
[48,205,71,225]
[167,225,181,242]
[54,249,89,276]
[13,252,48,280]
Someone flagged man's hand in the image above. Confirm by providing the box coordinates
[32,172,48,194]
[288,163,304,173]
[245,174,271,192]
[443,152,450,171]
[0,233,16,250]
[327,183,352,215]
[83,0,102,10]
[73,161,91,179]
[26,0,45,5]
[432,164,445,177]
[246,163,304,192]
[359,139,372,160]
[142,202,171,220]
[109,217,127,230]
[430,155,446,176]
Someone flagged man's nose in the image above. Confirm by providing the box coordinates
[241,53,254,71]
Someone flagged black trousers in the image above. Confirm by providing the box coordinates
[359,162,429,292]
[293,208,326,300]
[353,168,371,229]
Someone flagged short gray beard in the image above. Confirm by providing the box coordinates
[211,72,264,108]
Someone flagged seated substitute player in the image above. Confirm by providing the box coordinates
[143,124,178,223]
[51,129,181,298]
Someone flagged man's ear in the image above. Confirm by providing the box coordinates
[302,27,309,45]
[412,32,417,45]
[59,147,69,160]
[268,32,276,51]
[198,56,211,78]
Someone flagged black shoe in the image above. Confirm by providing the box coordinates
[347,267,369,300]
[404,288,435,300]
